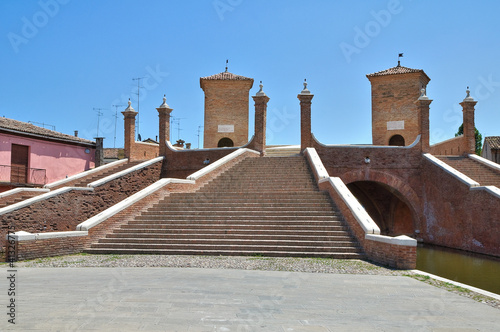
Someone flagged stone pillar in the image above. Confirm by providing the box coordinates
[298,80,314,151]
[156,95,173,156]
[122,99,138,161]
[415,89,432,153]
[460,88,477,155]
[252,82,270,155]
[94,137,104,167]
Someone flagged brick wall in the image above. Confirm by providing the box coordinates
[1,161,162,260]
[421,158,500,257]
[129,141,159,161]
[163,146,241,179]
[429,136,467,155]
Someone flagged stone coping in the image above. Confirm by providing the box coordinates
[0,187,50,199]
[470,185,500,199]
[469,153,500,173]
[187,148,260,181]
[0,187,93,216]
[423,153,480,187]
[44,158,128,189]
[8,230,88,241]
[88,157,164,188]
[77,178,194,231]
[303,147,329,181]
[135,141,159,146]
[319,177,380,235]
[312,133,421,149]
[429,134,463,147]
[366,234,417,246]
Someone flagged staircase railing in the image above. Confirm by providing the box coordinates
[0,165,46,186]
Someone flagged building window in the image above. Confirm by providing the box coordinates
[389,135,405,146]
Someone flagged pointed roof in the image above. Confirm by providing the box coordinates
[200,71,253,81]
[0,117,95,146]
[367,65,430,81]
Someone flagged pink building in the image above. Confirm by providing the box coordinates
[0,117,96,192]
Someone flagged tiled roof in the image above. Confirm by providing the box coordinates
[367,65,427,78]
[0,117,95,146]
[485,136,500,149]
[200,71,253,81]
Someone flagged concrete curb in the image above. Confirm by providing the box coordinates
[411,269,500,300]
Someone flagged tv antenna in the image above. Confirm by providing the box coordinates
[93,108,107,137]
[112,104,125,148]
[197,125,204,149]
[170,116,186,141]
[132,77,146,139]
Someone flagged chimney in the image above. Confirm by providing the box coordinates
[74,130,78,137]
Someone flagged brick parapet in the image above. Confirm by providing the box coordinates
[318,178,416,269]
[421,157,500,257]
[1,161,162,261]
[429,136,467,156]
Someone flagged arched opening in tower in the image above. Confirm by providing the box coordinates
[346,181,414,236]
[217,137,234,147]
[389,134,405,146]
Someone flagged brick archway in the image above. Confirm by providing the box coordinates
[341,169,422,235]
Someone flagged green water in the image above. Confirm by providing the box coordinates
[416,244,500,295]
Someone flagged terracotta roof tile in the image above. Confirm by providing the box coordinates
[485,136,500,149]
[0,117,95,146]
[367,65,427,77]
[200,71,253,81]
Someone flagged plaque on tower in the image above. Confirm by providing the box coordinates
[387,121,404,130]
[218,125,234,133]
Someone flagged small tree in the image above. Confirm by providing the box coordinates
[455,124,482,155]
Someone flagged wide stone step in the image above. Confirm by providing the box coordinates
[89,242,362,253]
[96,238,358,247]
[146,207,336,213]
[106,233,354,241]
[112,229,352,236]
[131,216,343,223]
[152,202,334,209]
[84,248,365,259]
[119,224,349,231]
[139,210,341,217]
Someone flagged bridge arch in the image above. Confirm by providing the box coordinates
[341,169,422,237]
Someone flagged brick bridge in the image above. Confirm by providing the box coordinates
[2,65,499,268]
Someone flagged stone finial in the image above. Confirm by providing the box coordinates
[158,94,170,108]
[464,86,475,101]
[255,81,266,96]
[124,98,135,112]
[300,79,311,95]
[418,88,429,100]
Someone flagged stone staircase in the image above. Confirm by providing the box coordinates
[437,156,500,188]
[0,191,45,209]
[265,145,301,157]
[86,156,364,258]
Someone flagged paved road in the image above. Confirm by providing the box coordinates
[1,267,499,331]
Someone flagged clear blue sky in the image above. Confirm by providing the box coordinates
[2,0,499,149]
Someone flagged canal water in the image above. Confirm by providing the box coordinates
[416,244,500,295]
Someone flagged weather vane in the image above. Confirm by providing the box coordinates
[398,53,403,66]
[225,59,228,72]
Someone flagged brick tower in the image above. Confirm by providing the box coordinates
[200,70,254,148]
[367,63,430,146]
